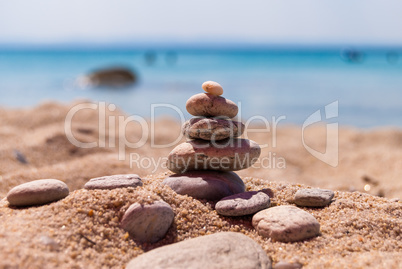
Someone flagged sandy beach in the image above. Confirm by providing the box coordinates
[0,101,401,268]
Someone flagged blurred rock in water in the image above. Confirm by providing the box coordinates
[78,67,137,88]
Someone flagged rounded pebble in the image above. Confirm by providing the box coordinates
[186,93,238,118]
[201,81,223,95]
[182,117,244,141]
[163,171,245,201]
[120,200,174,243]
[252,205,320,242]
[215,191,271,216]
[294,188,334,207]
[6,179,69,207]
[167,138,261,173]
[274,261,303,269]
[84,174,142,190]
[126,232,272,269]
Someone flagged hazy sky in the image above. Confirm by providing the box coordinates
[1,0,402,46]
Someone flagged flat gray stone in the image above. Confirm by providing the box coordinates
[126,232,272,269]
[186,93,238,118]
[121,201,174,243]
[84,174,142,190]
[167,138,261,173]
[163,171,245,201]
[183,117,244,141]
[252,205,320,242]
[7,179,69,207]
[215,191,270,216]
[294,188,334,207]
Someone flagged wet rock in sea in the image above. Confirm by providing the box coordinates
[84,174,142,190]
[182,117,244,141]
[120,200,174,243]
[82,66,137,87]
[215,191,271,216]
[252,205,320,242]
[294,188,334,207]
[6,179,69,207]
[163,171,245,201]
[126,232,272,269]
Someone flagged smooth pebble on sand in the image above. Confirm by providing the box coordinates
[6,179,69,207]
[182,117,244,141]
[294,188,334,207]
[120,200,174,243]
[201,81,223,96]
[186,93,238,118]
[215,191,271,216]
[84,174,142,190]
[163,171,245,200]
[167,138,261,173]
[273,261,303,269]
[252,205,320,242]
[126,232,272,269]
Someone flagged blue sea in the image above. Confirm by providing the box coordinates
[0,47,401,127]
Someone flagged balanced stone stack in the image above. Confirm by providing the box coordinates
[164,81,261,200]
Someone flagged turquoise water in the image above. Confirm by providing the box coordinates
[0,48,401,127]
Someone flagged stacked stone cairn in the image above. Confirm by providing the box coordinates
[163,81,262,202]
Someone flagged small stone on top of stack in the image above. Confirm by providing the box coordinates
[163,81,261,201]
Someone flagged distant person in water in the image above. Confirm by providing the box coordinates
[165,51,178,65]
[386,52,399,64]
[340,48,364,63]
[145,51,157,66]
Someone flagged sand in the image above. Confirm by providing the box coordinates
[0,101,401,268]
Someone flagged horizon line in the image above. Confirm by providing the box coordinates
[1,42,402,52]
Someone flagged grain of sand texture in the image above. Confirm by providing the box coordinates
[0,102,401,268]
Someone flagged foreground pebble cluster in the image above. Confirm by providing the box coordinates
[5,173,335,268]
[4,81,339,269]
